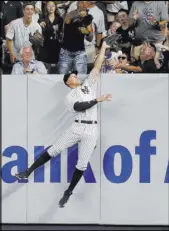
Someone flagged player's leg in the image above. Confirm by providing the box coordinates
[15,147,52,180]
[15,126,80,180]
[59,126,97,207]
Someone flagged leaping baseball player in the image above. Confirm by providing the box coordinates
[15,40,112,208]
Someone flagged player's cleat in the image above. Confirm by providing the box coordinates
[15,170,29,180]
[59,190,72,208]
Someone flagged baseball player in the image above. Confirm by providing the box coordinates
[15,40,112,208]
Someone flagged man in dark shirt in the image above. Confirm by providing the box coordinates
[58,1,93,74]
[114,42,157,73]
[116,9,135,55]
[138,59,157,73]
[137,42,157,73]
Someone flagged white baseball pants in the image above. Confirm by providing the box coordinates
[47,122,98,171]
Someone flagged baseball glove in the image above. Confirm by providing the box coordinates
[29,30,44,47]
[103,33,122,49]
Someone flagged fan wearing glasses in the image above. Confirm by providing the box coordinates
[111,42,157,73]
[109,49,131,73]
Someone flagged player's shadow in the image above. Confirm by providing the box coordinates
[2,75,87,198]
[37,184,91,223]
[2,161,51,201]
[2,182,26,201]
[37,187,66,223]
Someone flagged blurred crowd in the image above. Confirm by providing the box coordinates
[1,1,169,75]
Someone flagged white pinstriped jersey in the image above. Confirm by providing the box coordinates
[48,71,99,170]
[65,72,98,121]
[6,18,42,60]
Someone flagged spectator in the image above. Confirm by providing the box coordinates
[106,1,128,23]
[32,1,42,23]
[11,46,47,74]
[116,9,135,54]
[22,1,42,22]
[56,1,72,19]
[2,1,24,73]
[58,1,94,74]
[160,49,169,73]
[67,1,78,13]
[129,1,169,68]
[116,49,131,72]
[129,1,168,44]
[68,1,106,45]
[109,20,121,33]
[150,43,169,73]
[163,1,169,47]
[109,48,132,73]
[113,42,157,73]
[101,49,122,74]
[1,2,22,73]
[6,1,42,63]
[103,20,121,37]
[2,1,23,38]
[38,1,63,73]
[68,1,106,66]
[138,42,157,73]
[86,1,106,48]
[84,1,106,71]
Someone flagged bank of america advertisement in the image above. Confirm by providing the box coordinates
[2,74,168,224]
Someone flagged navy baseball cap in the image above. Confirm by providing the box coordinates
[63,70,78,86]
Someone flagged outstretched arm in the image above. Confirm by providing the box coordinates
[90,41,110,81]
[74,94,112,112]
[114,64,142,73]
